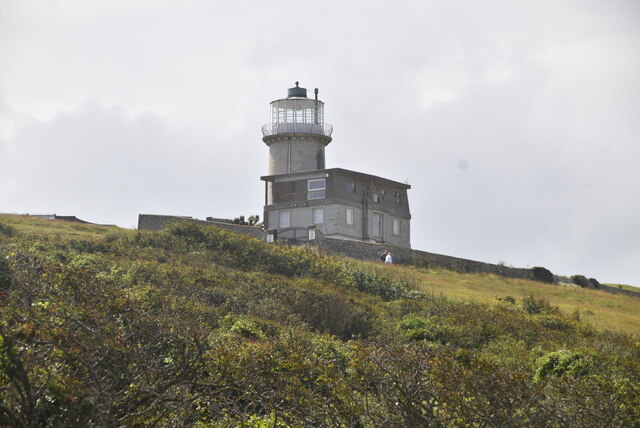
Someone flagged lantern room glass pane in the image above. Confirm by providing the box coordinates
[271,99,324,125]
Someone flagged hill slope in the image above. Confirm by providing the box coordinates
[1,216,639,426]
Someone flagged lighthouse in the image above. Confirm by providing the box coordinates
[260,82,412,247]
[262,82,333,175]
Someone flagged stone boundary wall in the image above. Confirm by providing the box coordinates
[312,233,535,280]
[137,214,265,240]
[137,214,640,297]
[597,283,640,298]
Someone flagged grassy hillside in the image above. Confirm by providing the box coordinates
[404,267,640,334]
[1,215,639,426]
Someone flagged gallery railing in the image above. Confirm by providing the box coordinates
[262,123,333,138]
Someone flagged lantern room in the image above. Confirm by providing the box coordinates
[262,82,333,139]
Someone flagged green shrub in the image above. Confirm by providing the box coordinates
[399,315,457,344]
[0,223,16,237]
[342,265,424,301]
[224,315,266,340]
[589,278,601,288]
[0,251,12,290]
[531,266,554,283]
[496,295,516,304]
[534,350,592,382]
[571,275,591,288]
[520,295,554,314]
[535,314,573,331]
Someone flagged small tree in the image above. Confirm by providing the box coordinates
[231,215,262,227]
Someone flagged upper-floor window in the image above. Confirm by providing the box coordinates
[308,191,325,200]
[308,179,325,191]
[373,193,380,203]
[344,181,356,193]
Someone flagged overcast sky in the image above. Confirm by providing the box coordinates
[1,0,639,285]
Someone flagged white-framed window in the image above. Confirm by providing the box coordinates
[373,193,380,203]
[308,178,325,191]
[393,218,401,236]
[278,211,290,227]
[372,213,383,237]
[308,191,325,200]
[346,208,354,225]
[312,207,324,224]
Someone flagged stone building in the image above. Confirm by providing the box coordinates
[261,82,411,247]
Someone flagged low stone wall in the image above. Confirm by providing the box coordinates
[313,233,534,280]
[137,214,266,240]
[597,283,640,298]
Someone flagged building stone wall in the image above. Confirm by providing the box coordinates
[331,204,363,240]
[262,168,411,248]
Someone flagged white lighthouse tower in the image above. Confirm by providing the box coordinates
[262,82,333,175]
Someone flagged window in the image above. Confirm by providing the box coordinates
[312,207,324,224]
[393,218,401,235]
[346,208,354,225]
[372,213,383,237]
[308,191,325,200]
[278,211,290,227]
[345,181,356,193]
[373,193,380,203]
[308,179,325,191]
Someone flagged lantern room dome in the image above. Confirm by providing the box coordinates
[287,81,307,98]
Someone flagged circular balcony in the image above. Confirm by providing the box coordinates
[262,122,333,138]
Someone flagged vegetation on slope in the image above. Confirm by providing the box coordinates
[1,217,639,426]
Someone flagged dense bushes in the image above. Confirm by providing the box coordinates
[532,266,554,283]
[571,274,591,288]
[1,220,639,426]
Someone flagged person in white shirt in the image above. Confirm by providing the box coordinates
[385,252,393,264]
